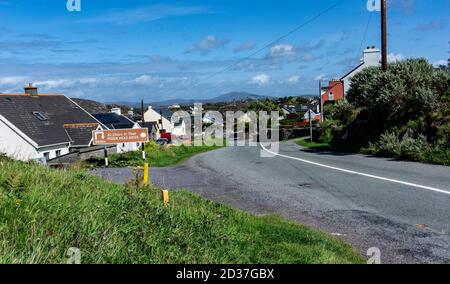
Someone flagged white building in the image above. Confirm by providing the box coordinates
[143,106,173,133]
[0,84,103,161]
[341,46,381,93]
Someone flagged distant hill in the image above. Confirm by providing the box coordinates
[206,92,271,103]
[72,98,132,114]
[109,92,273,107]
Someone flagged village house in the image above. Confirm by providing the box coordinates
[320,46,381,117]
[0,83,104,162]
[143,106,174,134]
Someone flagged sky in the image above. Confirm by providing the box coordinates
[0,0,448,102]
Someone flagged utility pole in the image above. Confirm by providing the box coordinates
[319,79,323,122]
[141,99,146,160]
[141,99,149,186]
[309,109,313,143]
[381,0,388,71]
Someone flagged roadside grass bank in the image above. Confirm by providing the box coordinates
[80,142,222,169]
[296,137,333,151]
[297,136,450,166]
[0,156,363,264]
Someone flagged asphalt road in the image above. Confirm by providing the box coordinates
[91,141,450,264]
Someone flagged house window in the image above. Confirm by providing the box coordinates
[33,111,48,121]
[329,93,334,101]
[43,152,50,161]
[56,150,61,157]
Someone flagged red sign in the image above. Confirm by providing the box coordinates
[92,128,149,145]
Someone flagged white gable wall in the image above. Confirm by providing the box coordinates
[0,118,38,161]
[144,107,173,132]
[342,48,381,93]
[0,117,70,161]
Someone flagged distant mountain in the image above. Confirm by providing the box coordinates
[72,98,132,114]
[108,92,273,107]
[206,92,271,103]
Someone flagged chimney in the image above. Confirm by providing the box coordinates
[363,46,381,67]
[25,83,38,97]
[111,107,121,115]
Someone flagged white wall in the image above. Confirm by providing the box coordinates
[0,119,39,161]
[144,107,173,132]
[0,118,70,161]
[38,145,70,160]
[172,121,186,137]
[116,123,142,153]
[343,48,381,93]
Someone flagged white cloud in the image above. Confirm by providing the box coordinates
[269,44,295,57]
[433,59,447,67]
[387,53,404,63]
[134,75,161,85]
[0,76,27,86]
[185,35,229,55]
[35,79,76,89]
[314,74,326,81]
[287,76,300,84]
[249,74,270,86]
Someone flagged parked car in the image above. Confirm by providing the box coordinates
[156,138,169,145]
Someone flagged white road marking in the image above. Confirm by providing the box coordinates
[260,143,450,196]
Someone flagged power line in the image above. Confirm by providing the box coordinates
[141,0,347,101]
[357,10,373,63]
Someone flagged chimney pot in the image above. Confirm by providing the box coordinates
[24,82,38,97]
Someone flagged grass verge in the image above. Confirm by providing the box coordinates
[296,137,333,151]
[82,143,222,168]
[0,156,363,264]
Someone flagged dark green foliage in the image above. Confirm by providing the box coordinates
[320,59,450,164]
[248,99,282,113]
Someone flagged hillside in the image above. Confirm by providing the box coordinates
[72,98,132,114]
[0,156,362,264]
[109,92,273,107]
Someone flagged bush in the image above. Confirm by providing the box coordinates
[320,58,450,165]
[365,131,449,165]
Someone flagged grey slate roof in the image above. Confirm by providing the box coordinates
[92,113,136,130]
[159,108,173,120]
[138,121,157,132]
[0,94,100,147]
[64,124,99,147]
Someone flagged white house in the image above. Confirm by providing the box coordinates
[143,106,173,133]
[341,46,381,93]
[0,84,103,161]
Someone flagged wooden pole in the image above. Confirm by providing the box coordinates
[381,0,388,71]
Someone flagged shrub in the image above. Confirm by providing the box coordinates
[366,132,439,162]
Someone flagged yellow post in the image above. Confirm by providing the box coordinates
[143,163,149,186]
[162,190,170,205]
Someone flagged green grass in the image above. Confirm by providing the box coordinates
[296,137,332,151]
[85,143,222,168]
[0,156,363,264]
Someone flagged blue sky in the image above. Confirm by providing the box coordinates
[0,0,448,102]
